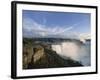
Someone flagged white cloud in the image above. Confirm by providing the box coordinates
[79,33,91,39]
[23,18,89,39]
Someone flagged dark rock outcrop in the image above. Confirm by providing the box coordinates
[23,38,83,69]
[27,48,83,69]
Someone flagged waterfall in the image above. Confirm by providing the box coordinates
[51,41,90,66]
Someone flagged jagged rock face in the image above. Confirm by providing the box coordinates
[27,47,83,69]
[33,46,44,63]
[23,44,47,69]
[23,43,83,69]
[23,44,33,69]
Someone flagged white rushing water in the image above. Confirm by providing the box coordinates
[51,41,91,66]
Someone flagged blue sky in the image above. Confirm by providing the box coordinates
[22,10,91,38]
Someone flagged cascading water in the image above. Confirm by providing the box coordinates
[51,41,91,66]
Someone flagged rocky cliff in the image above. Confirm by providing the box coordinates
[23,38,83,69]
[27,47,83,69]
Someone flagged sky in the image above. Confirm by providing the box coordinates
[22,10,91,39]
